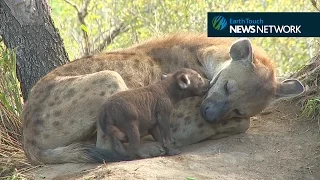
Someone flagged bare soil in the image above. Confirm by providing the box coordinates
[28,100,320,180]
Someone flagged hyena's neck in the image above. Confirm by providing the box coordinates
[201,57,232,81]
[131,43,232,82]
[130,44,205,76]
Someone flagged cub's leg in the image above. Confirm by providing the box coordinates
[156,113,181,156]
[108,125,127,142]
[110,131,128,156]
[123,121,151,159]
[148,126,162,142]
[134,126,166,158]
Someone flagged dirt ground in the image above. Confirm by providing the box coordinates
[28,100,320,180]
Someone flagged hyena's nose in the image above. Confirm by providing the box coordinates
[200,100,226,123]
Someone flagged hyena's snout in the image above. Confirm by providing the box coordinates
[200,98,229,123]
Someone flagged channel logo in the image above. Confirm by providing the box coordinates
[208,12,320,37]
[212,16,227,30]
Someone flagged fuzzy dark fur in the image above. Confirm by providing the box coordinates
[98,68,209,158]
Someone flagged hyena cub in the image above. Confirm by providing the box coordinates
[98,68,209,158]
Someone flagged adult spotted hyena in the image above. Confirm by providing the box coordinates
[22,33,304,164]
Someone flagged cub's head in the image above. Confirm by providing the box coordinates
[162,68,210,97]
[200,38,304,123]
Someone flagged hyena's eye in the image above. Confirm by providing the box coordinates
[234,109,245,116]
[224,81,229,95]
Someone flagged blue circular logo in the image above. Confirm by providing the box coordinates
[212,16,227,30]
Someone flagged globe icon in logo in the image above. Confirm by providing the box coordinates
[212,16,227,30]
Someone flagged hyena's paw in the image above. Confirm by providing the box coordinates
[166,148,181,156]
[135,151,152,159]
[137,142,166,158]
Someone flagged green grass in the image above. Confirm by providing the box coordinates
[302,97,320,118]
[186,177,197,180]
[302,97,320,132]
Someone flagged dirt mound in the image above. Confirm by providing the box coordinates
[28,100,320,180]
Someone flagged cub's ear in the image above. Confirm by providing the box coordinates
[161,74,168,80]
[275,79,305,99]
[161,73,172,80]
[177,74,190,89]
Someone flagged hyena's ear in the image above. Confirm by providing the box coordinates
[275,79,305,99]
[177,74,190,89]
[229,38,253,65]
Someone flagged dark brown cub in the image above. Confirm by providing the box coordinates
[98,68,209,158]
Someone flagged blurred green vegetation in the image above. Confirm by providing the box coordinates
[0,48,22,116]
[50,0,318,75]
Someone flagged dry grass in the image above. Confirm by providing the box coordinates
[0,102,32,179]
[0,48,32,179]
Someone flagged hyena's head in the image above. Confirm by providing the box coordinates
[200,38,304,123]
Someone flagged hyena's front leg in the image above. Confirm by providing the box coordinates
[208,117,250,140]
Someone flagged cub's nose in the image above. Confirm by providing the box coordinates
[202,79,210,92]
